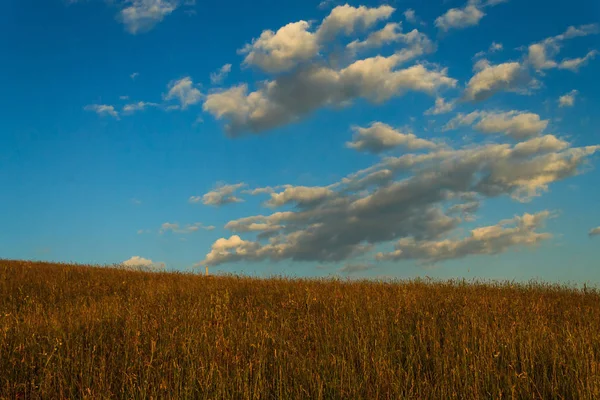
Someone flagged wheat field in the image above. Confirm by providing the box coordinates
[1,260,599,399]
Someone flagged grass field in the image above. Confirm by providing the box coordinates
[1,260,599,399]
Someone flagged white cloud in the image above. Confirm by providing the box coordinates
[203,57,456,135]
[347,22,403,53]
[347,24,434,58]
[527,24,599,71]
[589,227,600,237]
[160,222,215,234]
[558,90,578,108]
[318,0,335,10]
[435,3,484,32]
[84,104,119,119]
[424,96,455,115]
[315,4,395,42]
[191,183,247,206]
[403,9,420,25]
[165,77,202,109]
[118,0,177,34]
[376,211,553,263]
[130,72,140,80]
[346,122,439,154]
[122,256,165,271]
[435,0,507,32]
[210,64,232,85]
[558,50,598,72]
[197,135,599,267]
[122,101,159,114]
[266,186,334,207]
[463,60,532,101]
[474,41,503,58]
[239,4,398,74]
[444,110,549,140]
[240,21,319,73]
[444,110,547,139]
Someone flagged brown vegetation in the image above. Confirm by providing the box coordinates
[1,260,599,399]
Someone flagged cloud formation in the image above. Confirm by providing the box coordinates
[474,42,503,58]
[204,59,456,135]
[122,101,159,114]
[558,90,578,108]
[527,24,599,71]
[210,64,232,85]
[444,110,549,140]
[376,211,552,263]
[240,21,320,73]
[463,60,533,101]
[165,77,202,109]
[590,227,600,237]
[84,104,119,119]
[435,3,484,32]
[198,134,599,267]
[190,183,247,206]
[424,96,455,115]
[122,256,166,271]
[346,122,438,154]
[118,0,177,34]
[160,222,215,234]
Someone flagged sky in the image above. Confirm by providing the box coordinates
[1,0,600,283]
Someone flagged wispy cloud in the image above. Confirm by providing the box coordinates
[190,183,247,206]
[84,104,119,119]
[118,0,178,34]
[210,64,232,85]
[160,222,215,234]
[165,77,202,109]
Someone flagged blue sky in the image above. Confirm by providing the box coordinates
[1,0,600,283]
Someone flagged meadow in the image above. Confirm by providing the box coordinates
[1,260,599,399]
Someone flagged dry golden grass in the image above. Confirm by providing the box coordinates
[1,260,599,399]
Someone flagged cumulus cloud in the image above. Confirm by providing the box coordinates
[190,183,247,206]
[347,24,435,59]
[210,64,232,85]
[266,186,335,207]
[435,3,484,32]
[122,256,166,271]
[197,135,599,267]
[315,4,395,42]
[84,104,119,119]
[238,4,396,74]
[118,0,177,34]
[376,211,552,263]
[204,58,456,135]
[444,110,549,140]
[463,60,533,101]
[160,222,215,234]
[165,77,202,109]
[346,122,438,154]
[558,90,578,108]
[527,24,599,71]
[240,21,319,73]
[589,227,600,237]
[424,96,455,115]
